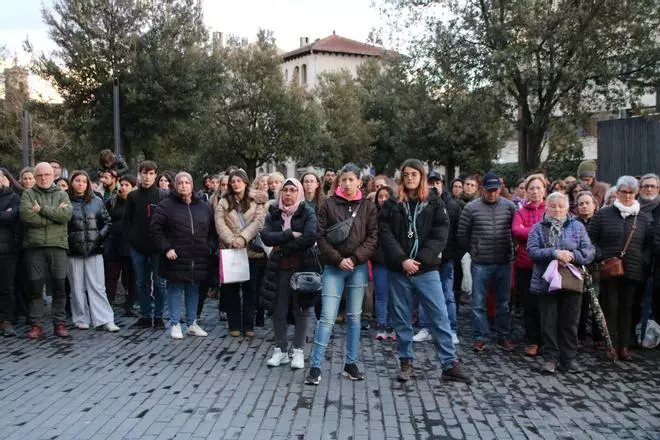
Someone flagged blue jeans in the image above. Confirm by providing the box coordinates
[389,271,457,369]
[471,262,512,342]
[372,263,389,327]
[310,263,368,368]
[130,249,167,319]
[419,261,457,332]
[167,282,199,325]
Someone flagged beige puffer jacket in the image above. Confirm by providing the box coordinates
[215,190,268,258]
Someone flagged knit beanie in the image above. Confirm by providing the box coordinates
[577,160,596,178]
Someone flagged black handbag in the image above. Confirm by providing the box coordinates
[290,248,323,294]
[326,204,359,245]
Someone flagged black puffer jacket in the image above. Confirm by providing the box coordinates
[260,203,318,313]
[68,195,112,257]
[150,191,212,283]
[457,196,516,265]
[587,205,653,283]
[0,186,20,257]
[378,193,449,274]
[104,194,131,260]
[317,194,379,267]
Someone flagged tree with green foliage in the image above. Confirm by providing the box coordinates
[383,0,660,175]
[196,30,321,178]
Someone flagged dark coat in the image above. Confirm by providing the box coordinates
[457,196,516,265]
[0,186,20,257]
[260,203,318,313]
[587,205,653,283]
[124,185,168,255]
[104,195,131,260]
[150,191,213,283]
[68,195,112,257]
[440,191,461,262]
[317,194,379,267]
[378,193,449,274]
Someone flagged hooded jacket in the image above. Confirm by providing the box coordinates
[150,190,213,283]
[378,193,449,274]
[0,186,20,257]
[512,200,545,269]
[19,184,73,250]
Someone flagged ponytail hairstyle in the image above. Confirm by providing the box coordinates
[397,159,429,203]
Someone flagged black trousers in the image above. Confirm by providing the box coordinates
[517,267,541,345]
[104,257,136,307]
[453,259,463,315]
[25,247,68,325]
[272,268,309,351]
[600,278,638,349]
[539,291,582,363]
[0,256,18,322]
[224,259,266,332]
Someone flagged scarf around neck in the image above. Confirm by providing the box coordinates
[546,215,567,247]
[614,199,640,218]
[279,178,304,231]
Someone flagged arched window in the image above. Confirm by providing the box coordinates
[293,66,300,84]
[301,64,307,85]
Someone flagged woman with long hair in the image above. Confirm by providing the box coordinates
[157,172,174,191]
[379,159,471,383]
[66,171,119,331]
[305,163,379,385]
[301,172,325,212]
[19,167,36,190]
[215,169,268,337]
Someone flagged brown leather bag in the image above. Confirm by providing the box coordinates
[558,265,584,293]
[599,215,637,279]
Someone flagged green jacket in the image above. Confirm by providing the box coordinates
[20,184,73,250]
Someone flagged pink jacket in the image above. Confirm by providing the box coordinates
[512,200,545,268]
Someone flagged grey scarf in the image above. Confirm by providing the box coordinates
[547,216,567,247]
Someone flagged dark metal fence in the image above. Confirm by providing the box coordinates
[597,116,660,184]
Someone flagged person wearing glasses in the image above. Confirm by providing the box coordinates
[587,176,653,361]
[19,163,73,338]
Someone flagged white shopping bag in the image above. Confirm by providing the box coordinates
[219,248,250,284]
[461,253,472,294]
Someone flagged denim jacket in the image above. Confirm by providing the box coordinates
[527,216,595,294]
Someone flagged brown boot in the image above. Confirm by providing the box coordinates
[54,322,69,338]
[605,347,618,361]
[618,347,632,361]
[525,344,540,357]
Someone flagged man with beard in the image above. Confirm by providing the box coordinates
[98,170,119,203]
[323,169,336,196]
[576,160,610,207]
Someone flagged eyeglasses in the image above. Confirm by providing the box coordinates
[642,184,658,189]
[281,187,299,193]
[618,190,635,195]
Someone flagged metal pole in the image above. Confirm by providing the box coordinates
[22,110,30,168]
[113,78,121,156]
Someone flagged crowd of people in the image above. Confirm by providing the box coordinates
[0,152,659,385]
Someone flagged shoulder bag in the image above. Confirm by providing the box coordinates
[236,207,272,258]
[600,215,637,279]
[326,202,360,245]
[290,247,323,294]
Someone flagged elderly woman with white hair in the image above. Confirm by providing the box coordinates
[587,176,653,361]
[150,172,212,339]
[527,192,595,374]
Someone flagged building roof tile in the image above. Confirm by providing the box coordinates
[282,33,386,61]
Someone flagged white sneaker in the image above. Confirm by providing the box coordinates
[452,332,459,345]
[187,321,208,337]
[170,323,183,339]
[77,323,90,330]
[412,328,432,342]
[267,348,290,367]
[104,323,120,332]
[291,348,304,369]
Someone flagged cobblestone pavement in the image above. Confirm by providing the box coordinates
[1,298,659,440]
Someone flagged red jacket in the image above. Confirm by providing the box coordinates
[512,200,545,268]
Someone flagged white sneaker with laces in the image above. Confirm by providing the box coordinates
[187,321,208,337]
[267,348,290,367]
[452,332,459,345]
[104,323,120,332]
[77,323,90,330]
[291,348,304,369]
[412,328,432,342]
[171,323,183,339]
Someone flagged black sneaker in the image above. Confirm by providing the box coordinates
[541,360,557,374]
[561,360,583,374]
[153,318,166,329]
[132,317,153,329]
[342,363,365,381]
[305,367,322,385]
[397,358,414,382]
[442,361,472,384]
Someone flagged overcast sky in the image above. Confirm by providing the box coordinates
[0,0,387,63]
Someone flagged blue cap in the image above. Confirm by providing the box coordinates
[482,172,501,190]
